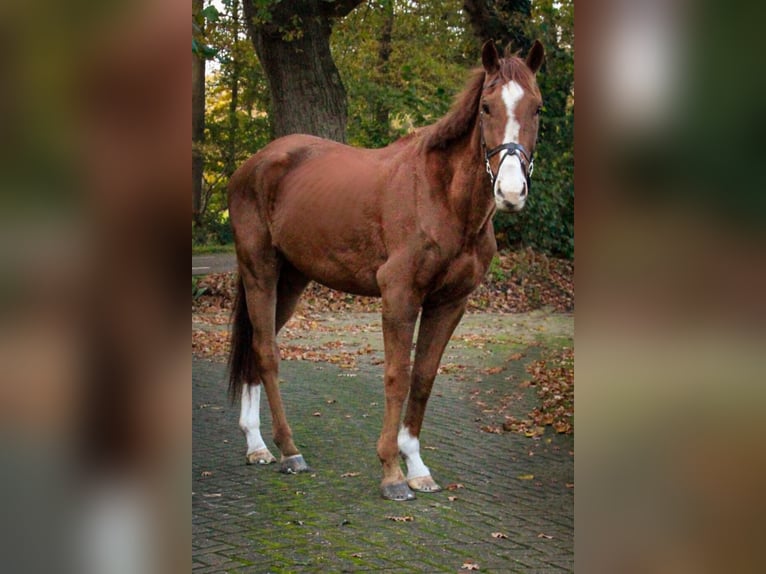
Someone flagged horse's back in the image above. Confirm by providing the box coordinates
[230,134,401,296]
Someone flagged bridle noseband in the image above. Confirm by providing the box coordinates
[479,110,534,194]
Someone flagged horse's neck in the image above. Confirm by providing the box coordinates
[443,123,495,240]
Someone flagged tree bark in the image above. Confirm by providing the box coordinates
[225,0,241,178]
[243,0,363,142]
[372,0,395,143]
[192,0,205,220]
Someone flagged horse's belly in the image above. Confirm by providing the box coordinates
[293,253,383,297]
[270,160,389,297]
[273,220,384,297]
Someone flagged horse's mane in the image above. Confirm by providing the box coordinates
[425,56,537,151]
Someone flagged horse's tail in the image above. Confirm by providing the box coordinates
[228,275,254,403]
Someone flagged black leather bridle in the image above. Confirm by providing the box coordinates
[479,110,534,194]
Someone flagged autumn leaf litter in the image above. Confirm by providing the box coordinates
[192,249,573,437]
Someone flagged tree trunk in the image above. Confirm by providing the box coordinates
[225,0,241,178]
[372,0,395,143]
[192,0,205,220]
[243,0,363,142]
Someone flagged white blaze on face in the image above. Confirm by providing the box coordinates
[398,426,430,480]
[239,384,268,455]
[495,81,528,211]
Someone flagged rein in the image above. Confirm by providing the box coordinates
[479,110,534,193]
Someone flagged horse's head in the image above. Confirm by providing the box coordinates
[479,40,545,212]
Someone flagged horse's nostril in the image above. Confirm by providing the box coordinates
[520,185,527,199]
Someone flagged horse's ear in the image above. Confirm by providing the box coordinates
[482,40,500,75]
[526,40,545,74]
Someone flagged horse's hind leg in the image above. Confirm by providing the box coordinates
[238,263,308,466]
[400,297,467,492]
[240,383,275,465]
[240,255,309,474]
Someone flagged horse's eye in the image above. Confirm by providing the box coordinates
[535,105,542,116]
[481,103,490,115]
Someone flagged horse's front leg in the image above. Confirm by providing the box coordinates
[377,277,420,501]
[401,297,468,492]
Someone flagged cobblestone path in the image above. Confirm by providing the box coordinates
[193,313,573,573]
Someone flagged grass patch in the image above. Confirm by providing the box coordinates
[192,243,235,255]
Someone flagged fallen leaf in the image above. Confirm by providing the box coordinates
[448,496,458,502]
[565,483,574,488]
[340,472,360,478]
[537,533,553,539]
[200,471,213,478]
[446,483,464,491]
[480,366,503,375]
[386,515,414,522]
[516,474,535,480]
[524,426,546,438]
[312,411,322,417]
[491,532,508,539]
[461,561,480,570]
[202,493,222,498]
[351,553,363,558]
[553,421,572,433]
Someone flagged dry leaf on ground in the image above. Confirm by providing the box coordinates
[386,515,414,522]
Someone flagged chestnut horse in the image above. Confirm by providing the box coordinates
[227,41,544,501]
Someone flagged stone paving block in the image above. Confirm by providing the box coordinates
[193,338,573,573]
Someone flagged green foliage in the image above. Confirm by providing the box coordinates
[200,5,220,23]
[488,254,509,283]
[495,0,574,258]
[193,3,220,58]
[192,277,209,300]
[193,206,233,246]
[333,0,475,148]
[197,0,573,258]
[196,0,272,245]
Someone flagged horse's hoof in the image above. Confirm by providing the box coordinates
[381,481,416,501]
[279,454,311,474]
[246,449,276,465]
[408,475,442,493]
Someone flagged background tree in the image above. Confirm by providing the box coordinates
[196,0,574,259]
[334,0,475,147]
[493,0,574,257]
[193,0,271,245]
[192,0,207,223]
[463,0,532,52]
[242,0,364,142]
